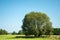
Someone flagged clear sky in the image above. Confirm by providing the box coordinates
[0,0,60,33]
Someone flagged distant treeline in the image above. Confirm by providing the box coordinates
[0,29,23,35]
[53,28,60,35]
[0,29,8,35]
[0,28,60,35]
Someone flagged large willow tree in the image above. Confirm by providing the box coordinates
[22,12,53,37]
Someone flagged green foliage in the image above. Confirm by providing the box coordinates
[22,12,53,37]
[12,31,17,35]
[18,30,23,35]
[0,29,8,35]
[53,28,60,35]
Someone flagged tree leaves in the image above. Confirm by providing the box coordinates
[22,12,53,37]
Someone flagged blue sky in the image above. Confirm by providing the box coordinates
[0,0,60,33]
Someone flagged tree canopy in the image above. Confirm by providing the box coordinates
[22,12,53,37]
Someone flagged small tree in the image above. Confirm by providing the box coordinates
[18,30,23,35]
[12,31,17,35]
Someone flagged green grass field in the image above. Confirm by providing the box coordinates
[0,35,60,40]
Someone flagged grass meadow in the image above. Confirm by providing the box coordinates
[0,35,60,40]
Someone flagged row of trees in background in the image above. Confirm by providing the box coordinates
[0,28,60,35]
[53,28,60,35]
[12,30,23,35]
[0,29,8,35]
[0,29,23,35]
